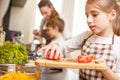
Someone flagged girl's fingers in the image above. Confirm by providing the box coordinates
[38,43,61,59]
[50,44,58,59]
[44,45,52,57]
[38,45,47,52]
[94,58,106,65]
[55,48,61,59]
[38,45,51,57]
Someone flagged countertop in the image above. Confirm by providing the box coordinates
[40,68,79,80]
[26,60,79,80]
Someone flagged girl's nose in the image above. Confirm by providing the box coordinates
[87,16,93,23]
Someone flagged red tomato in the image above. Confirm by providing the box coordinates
[46,52,50,59]
[77,55,94,63]
[45,51,60,60]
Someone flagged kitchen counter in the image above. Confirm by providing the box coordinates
[40,68,79,80]
[26,60,79,80]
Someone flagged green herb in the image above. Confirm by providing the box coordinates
[0,41,28,64]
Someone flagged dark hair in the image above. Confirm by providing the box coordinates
[38,0,59,19]
[46,17,65,33]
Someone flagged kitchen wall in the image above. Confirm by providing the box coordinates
[62,0,75,36]
[9,0,36,43]
[0,0,10,26]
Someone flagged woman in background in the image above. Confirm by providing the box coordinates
[33,0,70,46]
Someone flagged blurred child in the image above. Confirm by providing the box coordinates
[46,17,71,58]
[46,17,65,44]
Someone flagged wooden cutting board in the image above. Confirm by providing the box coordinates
[35,58,105,70]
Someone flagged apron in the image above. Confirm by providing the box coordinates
[79,34,116,80]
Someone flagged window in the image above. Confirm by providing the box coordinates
[72,0,89,36]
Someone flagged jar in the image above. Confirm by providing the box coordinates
[0,26,5,46]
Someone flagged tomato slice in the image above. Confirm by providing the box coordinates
[77,55,94,63]
[45,51,60,60]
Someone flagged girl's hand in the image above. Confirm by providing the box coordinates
[94,58,108,71]
[94,58,106,64]
[38,43,63,60]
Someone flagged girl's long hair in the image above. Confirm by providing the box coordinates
[86,0,120,36]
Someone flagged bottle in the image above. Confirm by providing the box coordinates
[0,26,6,46]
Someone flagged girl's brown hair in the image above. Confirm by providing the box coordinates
[38,0,59,19]
[86,0,120,36]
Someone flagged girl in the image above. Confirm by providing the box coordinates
[39,0,120,80]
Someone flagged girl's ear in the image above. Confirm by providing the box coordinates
[109,9,116,21]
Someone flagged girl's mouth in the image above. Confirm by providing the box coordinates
[89,26,96,30]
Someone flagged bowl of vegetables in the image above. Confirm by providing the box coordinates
[0,41,28,73]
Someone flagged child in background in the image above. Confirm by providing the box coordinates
[46,17,71,58]
[39,0,120,80]
[46,17,65,44]
[45,17,65,72]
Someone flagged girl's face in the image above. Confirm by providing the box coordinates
[40,6,52,20]
[85,3,114,36]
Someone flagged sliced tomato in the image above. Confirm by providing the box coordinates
[46,52,50,59]
[77,55,94,63]
[45,51,60,60]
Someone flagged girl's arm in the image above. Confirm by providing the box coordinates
[39,31,92,59]
[59,31,92,53]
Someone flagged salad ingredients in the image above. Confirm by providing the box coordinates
[0,41,28,64]
[0,71,40,80]
[77,55,94,63]
[45,51,60,60]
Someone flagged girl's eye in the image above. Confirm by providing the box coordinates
[92,13,98,17]
[86,14,88,18]
[85,13,88,18]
